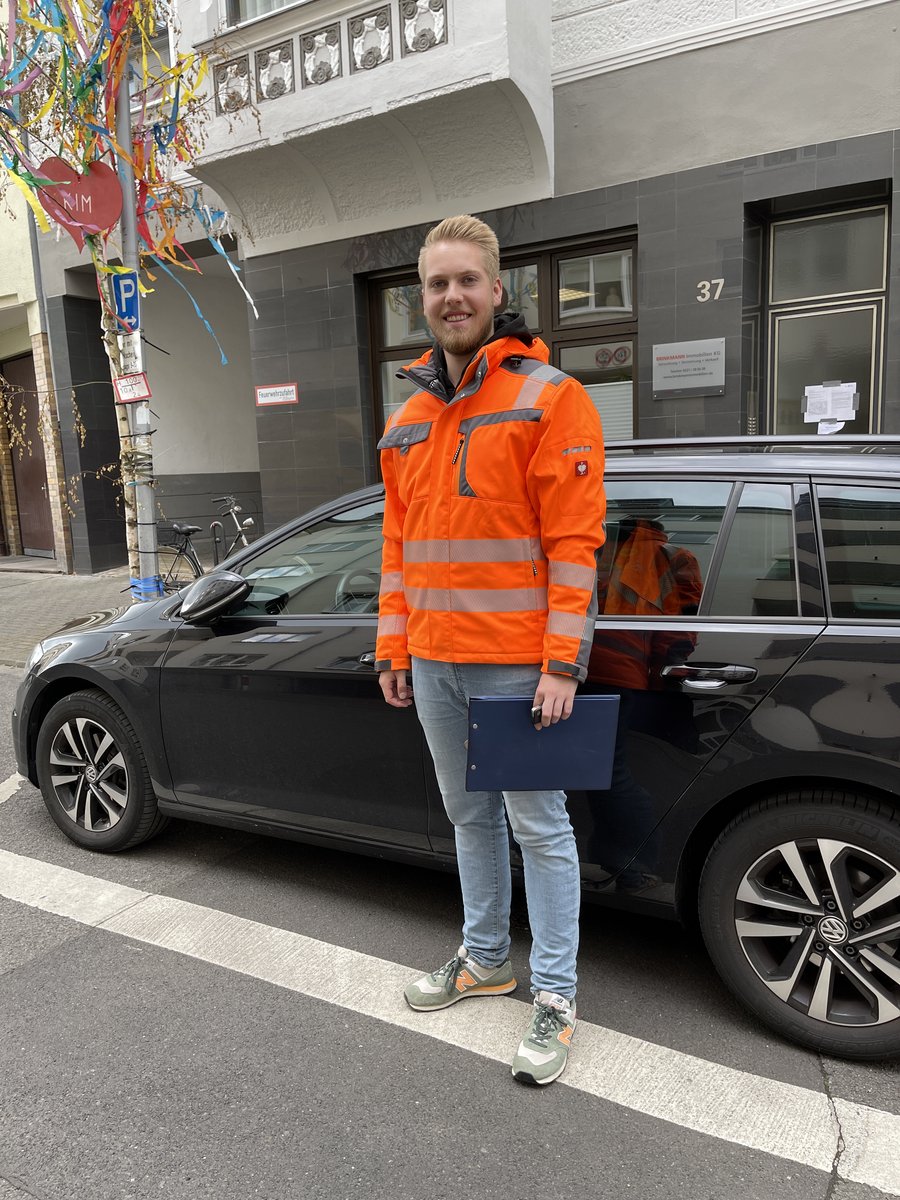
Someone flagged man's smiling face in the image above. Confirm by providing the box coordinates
[421,240,503,366]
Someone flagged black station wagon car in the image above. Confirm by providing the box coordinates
[12,436,900,1061]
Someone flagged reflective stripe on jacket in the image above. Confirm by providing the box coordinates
[375,333,606,681]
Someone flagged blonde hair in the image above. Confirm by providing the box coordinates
[418,214,500,282]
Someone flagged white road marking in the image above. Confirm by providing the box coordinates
[0,774,24,805]
[0,847,898,1194]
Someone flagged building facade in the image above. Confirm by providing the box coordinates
[8,0,900,569]
[188,0,900,534]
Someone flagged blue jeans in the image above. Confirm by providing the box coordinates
[411,657,580,999]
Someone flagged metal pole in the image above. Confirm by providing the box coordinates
[114,64,162,600]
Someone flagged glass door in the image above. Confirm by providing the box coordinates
[770,303,881,434]
[765,205,888,434]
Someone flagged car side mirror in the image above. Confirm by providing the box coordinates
[179,570,251,623]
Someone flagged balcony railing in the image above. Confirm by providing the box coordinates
[212,0,447,113]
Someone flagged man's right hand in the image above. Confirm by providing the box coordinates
[379,669,412,708]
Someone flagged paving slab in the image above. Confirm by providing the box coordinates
[0,566,134,668]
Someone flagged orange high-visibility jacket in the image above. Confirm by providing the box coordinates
[375,328,606,681]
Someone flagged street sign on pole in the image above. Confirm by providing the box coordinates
[113,372,152,403]
[111,270,140,331]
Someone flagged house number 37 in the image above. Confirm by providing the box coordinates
[697,278,725,302]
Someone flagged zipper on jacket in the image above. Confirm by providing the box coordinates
[451,437,464,465]
[530,557,538,576]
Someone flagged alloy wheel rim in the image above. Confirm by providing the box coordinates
[735,838,900,1027]
[49,717,129,832]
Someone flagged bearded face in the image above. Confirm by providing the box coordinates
[421,240,502,366]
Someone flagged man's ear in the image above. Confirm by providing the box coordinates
[492,277,504,308]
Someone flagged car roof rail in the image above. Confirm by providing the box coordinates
[606,435,900,455]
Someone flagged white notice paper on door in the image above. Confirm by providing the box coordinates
[803,382,859,422]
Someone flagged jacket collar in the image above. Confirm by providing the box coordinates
[401,317,549,404]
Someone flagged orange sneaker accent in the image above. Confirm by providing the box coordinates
[558,1024,574,1046]
[455,968,477,992]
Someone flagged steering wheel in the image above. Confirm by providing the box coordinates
[333,569,381,614]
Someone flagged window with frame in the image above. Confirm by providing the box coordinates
[226,0,310,26]
[596,480,799,621]
[816,484,900,619]
[707,483,798,618]
[596,481,730,619]
[370,236,637,443]
[231,500,384,617]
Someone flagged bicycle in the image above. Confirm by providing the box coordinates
[157,522,204,593]
[211,494,255,563]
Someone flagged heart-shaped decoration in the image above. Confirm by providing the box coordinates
[35,157,124,250]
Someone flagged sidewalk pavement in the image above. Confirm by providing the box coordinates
[0,563,135,669]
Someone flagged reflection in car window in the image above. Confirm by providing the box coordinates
[231,502,385,617]
[707,484,798,618]
[817,485,900,619]
[597,481,731,618]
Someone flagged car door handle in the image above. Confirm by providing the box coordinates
[660,664,758,689]
[358,652,375,665]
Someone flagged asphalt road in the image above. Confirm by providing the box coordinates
[1,664,898,1200]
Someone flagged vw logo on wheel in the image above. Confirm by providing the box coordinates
[818,916,849,944]
[85,765,98,784]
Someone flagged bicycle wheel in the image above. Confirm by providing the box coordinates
[158,546,202,593]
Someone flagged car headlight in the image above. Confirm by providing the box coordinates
[24,641,44,674]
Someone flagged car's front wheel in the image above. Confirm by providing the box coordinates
[699,792,900,1059]
[36,689,169,852]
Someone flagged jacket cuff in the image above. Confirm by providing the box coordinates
[374,657,412,672]
[543,658,587,683]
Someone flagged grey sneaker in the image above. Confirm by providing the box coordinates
[511,991,576,1085]
[404,946,517,1011]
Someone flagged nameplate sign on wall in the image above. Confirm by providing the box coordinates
[255,383,299,407]
[652,339,726,399]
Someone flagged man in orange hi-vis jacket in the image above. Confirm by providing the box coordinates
[376,214,606,1086]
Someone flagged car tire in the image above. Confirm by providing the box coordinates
[36,689,170,852]
[699,791,900,1060]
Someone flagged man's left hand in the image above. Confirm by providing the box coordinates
[532,673,578,728]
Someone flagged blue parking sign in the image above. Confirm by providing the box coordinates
[112,271,140,331]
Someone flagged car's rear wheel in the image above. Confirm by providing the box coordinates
[699,792,900,1059]
[36,690,169,852]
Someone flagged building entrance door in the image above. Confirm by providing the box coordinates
[2,354,54,556]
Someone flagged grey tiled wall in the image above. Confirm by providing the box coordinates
[244,244,373,532]
[155,472,262,565]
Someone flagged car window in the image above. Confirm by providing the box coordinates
[707,483,798,618]
[231,502,385,617]
[597,481,732,617]
[816,485,900,619]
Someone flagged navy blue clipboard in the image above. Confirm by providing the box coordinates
[465,694,620,792]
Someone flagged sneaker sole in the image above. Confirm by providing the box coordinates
[404,979,517,1011]
[511,1060,567,1086]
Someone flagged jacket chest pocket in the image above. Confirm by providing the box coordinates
[377,421,434,501]
[457,411,542,503]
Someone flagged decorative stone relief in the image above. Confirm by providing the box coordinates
[300,24,341,87]
[214,55,251,115]
[349,7,392,73]
[400,0,446,56]
[256,41,295,101]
